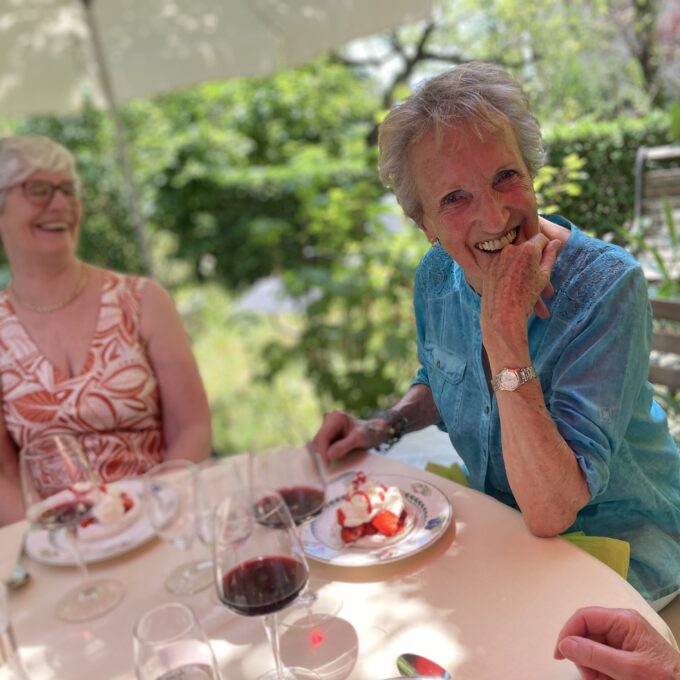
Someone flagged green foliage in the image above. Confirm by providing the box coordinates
[544,112,673,238]
[264,214,428,415]
[670,99,680,143]
[143,62,380,289]
[177,284,322,453]
[534,153,588,214]
[430,0,668,121]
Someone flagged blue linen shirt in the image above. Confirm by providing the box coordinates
[413,216,680,601]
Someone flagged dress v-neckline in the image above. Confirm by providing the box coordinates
[9,272,108,382]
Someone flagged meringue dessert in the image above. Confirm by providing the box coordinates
[336,471,407,543]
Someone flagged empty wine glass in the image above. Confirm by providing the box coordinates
[144,459,212,595]
[248,446,341,627]
[213,488,320,680]
[195,457,245,550]
[19,435,124,622]
[133,601,221,680]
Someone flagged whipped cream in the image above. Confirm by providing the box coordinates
[91,488,127,524]
[337,472,405,527]
[79,485,140,542]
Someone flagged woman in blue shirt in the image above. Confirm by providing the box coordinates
[312,61,680,607]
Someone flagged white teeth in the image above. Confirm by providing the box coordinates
[476,228,517,252]
[38,223,68,231]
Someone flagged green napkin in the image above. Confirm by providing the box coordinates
[561,531,630,580]
[425,461,470,487]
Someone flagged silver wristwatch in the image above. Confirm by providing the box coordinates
[491,366,537,392]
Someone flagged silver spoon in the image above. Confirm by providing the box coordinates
[3,534,30,592]
[397,653,452,679]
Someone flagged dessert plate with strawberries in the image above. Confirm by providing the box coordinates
[300,472,453,566]
[25,479,155,566]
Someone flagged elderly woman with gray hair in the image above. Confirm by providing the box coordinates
[313,61,680,608]
[0,135,211,525]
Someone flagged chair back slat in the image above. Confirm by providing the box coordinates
[649,298,680,390]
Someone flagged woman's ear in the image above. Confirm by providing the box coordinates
[416,220,438,245]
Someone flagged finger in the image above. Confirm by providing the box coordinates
[539,238,561,275]
[555,608,611,657]
[326,428,369,461]
[313,412,350,463]
[556,607,637,645]
[526,231,550,251]
[542,280,555,299]
[533,296,550,319]
[558,637,637,680]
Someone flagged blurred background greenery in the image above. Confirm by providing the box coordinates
[1,0,678,454]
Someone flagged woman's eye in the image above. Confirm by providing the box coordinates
[441,191,465,206]
[495,169,518,184]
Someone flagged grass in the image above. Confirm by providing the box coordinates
[175,283,323,456]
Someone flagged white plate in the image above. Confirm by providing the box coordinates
[300,472,453,566]
[25,479,155,566]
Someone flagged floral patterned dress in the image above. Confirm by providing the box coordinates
[0,271,164,482]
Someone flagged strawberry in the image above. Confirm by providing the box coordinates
[371,510,400,536]
[362,522,378,535]
[80,516,95,528]
[340,525,365,543]
[336,508,346,526]
[121,492,134,513]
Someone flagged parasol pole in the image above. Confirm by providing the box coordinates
[80,0,155,277]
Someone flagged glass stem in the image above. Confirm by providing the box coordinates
[262,612,286,679]
[66,526,90,583]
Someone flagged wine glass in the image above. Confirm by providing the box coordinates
[19,435,124,622]
[248,446,326,525]
[248,446,341,627]
[144,459,213,595]
[213,488,320,680]
[133,601,221,680]
[195,457,245,550]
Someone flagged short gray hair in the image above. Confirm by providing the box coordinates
[378,61,545,222]
[0,135,78,211]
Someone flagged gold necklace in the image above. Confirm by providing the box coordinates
[7,264,89,314]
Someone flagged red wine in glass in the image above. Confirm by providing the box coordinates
[213,488,320,679]
[248,448,341,629]
[220,555,308,616]
[278,486,325,524]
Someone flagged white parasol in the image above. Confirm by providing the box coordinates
[0,0,434,273]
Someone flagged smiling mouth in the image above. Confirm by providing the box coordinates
[36,222,69,232]
[476,227,518,252]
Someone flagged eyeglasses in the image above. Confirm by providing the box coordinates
[0,179,81,206]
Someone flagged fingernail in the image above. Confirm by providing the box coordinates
[558,637,576,658]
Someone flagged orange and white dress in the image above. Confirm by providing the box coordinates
[0,272,164,482]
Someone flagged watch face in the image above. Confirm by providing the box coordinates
[500,370,520,390]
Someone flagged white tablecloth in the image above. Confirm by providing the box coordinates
[2,451,675,679]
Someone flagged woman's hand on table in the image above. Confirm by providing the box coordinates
[554,606,680,680]
[312,411,379,463]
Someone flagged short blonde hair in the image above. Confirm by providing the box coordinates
[378,61,544,223]
[0,135,78,210]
